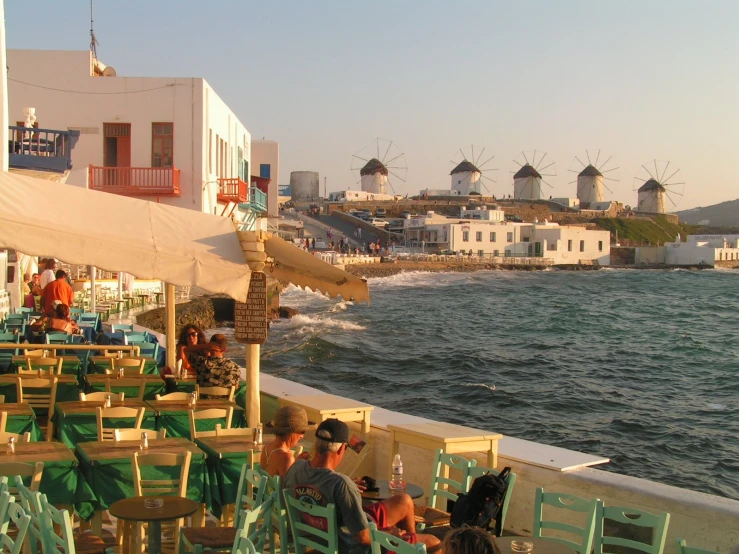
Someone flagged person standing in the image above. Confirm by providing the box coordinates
[39,259,56,289]
[42,270,74,315]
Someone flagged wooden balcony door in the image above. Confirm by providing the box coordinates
[103,123,131,186]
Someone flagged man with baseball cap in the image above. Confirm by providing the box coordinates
[284,419,441,554]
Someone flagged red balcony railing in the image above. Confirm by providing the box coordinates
[88,166,180,196]
[217,177,248,203]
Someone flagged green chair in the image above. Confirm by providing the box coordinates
[138,341,160,361]
[125,332,149,344]
[45,332,72,345]
[371,528,426,554]
[676,539,719,554]
[466,465,517,536]
[0,331,20,370]
[533,488,598,554]
[78,313,99,328]
[12,477,46,554]
[0,497,31,554]
[14,307,33,315]
[284,492,338,554]
[39,495,106,554]
[594,501,670,554]
[111,323,135,333]
[256,469,291,554]
[233,536,258,554]
[414,449,477,528]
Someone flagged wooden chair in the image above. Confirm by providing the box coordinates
[0,431,32,443]
[114,428,167,441]
[188,407,234,441]
[466,465,517,536]
[194,385,235,401]
[594,501,670,554]
[215,424,257,437]
[132,451,192,553]
[21,357,63,376]
[0,462,44,492]
[95,406,145,441]
[99,357,146,375]
[0,395,4,404]
[104,377,147,400]
[0,410,6,432]
[676,539,719,554]
[414,449,477,528]
[40,495,107,554]
[533,488,599,554]
[79,391,125,401]
[155,392,192,401]
[21,349,44,358]
[284,492,339,554]
[16,377,57,440]
[0,495,31,554]
[371,528,427,554]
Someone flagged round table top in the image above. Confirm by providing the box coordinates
[495,537,576,554]
[109,496,198,522]
[360,480,424,501]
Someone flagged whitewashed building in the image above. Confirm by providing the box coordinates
[450,160,482,195]
[663,235,739,266]
[513,164,543,200]
[360,158,388,195]
[7,49,269,220]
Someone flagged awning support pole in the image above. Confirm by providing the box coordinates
[165,282,176,369]
[246,344,260,427]
[89,266,96,312]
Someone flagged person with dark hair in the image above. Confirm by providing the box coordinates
[176,324,208,376]
[191,333,241,390]
[442,528,500,554]
[30,303,79,334]
[41,269,74,315]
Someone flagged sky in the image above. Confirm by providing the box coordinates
[6,1,738,210]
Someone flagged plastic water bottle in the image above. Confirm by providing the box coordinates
[140,432,149,450]
[389,454,406,490]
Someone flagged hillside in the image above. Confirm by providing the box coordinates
[593,216,697,246]
[676,198,739,227]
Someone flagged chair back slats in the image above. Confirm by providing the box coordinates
[40,495,76,554]
[533,488,599,554]
[188,407,234,441]
[195,385,235,401]
[0,462,44,493]
[96,406,145,441]
[594,502,670,554]
[114,428,166,441]
[155,392,191,401]
[283,492,338,554]
[80,391,125,401]
[428,449,476,509]
[104,377,147,400]
[0,498,31,554]
[132,451,191,497]
[676,539,719,554]
[12,477,46,554]
[371,528,427,554]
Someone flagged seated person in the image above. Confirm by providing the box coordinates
[191,333,241,391]
[176,324,208,376]
[442,528,500,554]
[30,302,80,335]
[261,406,313,479]
[284,419,441,554]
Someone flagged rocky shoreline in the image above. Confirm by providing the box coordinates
[341,260,553,279]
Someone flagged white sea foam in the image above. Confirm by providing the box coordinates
[464,383,496,392]
[370,271,472,289]
[707,403,728,411]
[271,313,366,333]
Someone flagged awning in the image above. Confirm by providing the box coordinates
[0,171,252,301]
[263,235,370,304]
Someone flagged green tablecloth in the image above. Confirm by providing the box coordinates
[155,408,248,440]
[195,440,255,518]
[0,380,80,413]
[89,359,160,375]
[86,379,167,400]
[37,461,97,519]
[52,410,158,448]
[175,381,248,410]
[5,413,44,441]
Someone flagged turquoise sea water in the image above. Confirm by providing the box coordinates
[224,268,739,499]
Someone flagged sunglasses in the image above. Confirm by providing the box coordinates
[188,332,198,337]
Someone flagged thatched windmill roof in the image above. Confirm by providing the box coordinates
[513,164,542,179]
[360,158,389,177]
[638,178,665,193]
[450,160,481,175]
[579,164,603,177]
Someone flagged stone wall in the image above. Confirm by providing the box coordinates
[135,297,216,335]
[611,247,636,265]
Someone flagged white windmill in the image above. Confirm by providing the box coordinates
[449,146,497,195]
[633,160,685,213]
[568,150,619,206]
[511,151,556,200]
[351,138,408,195]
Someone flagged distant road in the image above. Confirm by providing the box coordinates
[300,213,382,249]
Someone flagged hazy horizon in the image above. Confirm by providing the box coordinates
[7,1,738,211]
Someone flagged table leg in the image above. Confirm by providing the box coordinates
[362,412,370,435]
[91,511,102,537]
[487,439,497,469]
[148,520,162,554]
[122,521,132,554]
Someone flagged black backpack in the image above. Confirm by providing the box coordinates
[450,467,511,536]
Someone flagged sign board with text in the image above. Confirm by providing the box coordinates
[234,272,267,344]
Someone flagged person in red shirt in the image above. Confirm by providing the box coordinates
[42,270,74,315]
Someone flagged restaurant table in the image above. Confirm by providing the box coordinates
[146,399,247,439]
[0,441,97,518]
[195,434,312,518]
[174,378,248,410]
[360,480,424,502]
[89,356,160,375]
[0,401,44,441]
[52,399,156,447]
[279,394,374,434]
[86,374,167,399]
[495,537,576,554]
[76,437,208,536]
[0,374,80,411]
[110,496,198,554]
[387,422,503,480]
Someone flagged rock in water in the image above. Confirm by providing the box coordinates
[279,306,299,319]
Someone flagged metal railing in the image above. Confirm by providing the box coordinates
[218,178,268,212]
[88,165,181,195]
[8,126,80,172]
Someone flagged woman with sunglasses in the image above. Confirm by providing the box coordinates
[176,324,209,377]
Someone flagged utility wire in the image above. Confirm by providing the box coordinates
[8,79,183,95]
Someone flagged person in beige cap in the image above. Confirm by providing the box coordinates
[260,406,313,479]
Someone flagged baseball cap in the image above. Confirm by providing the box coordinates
[315,418,350,444]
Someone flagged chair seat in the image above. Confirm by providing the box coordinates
[413,505,450,527]
[75,531,108,554]
[182,527,237,549]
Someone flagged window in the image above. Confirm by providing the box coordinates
[151,123,173,168]
[478,250,484,257]
[580,240,585,252]
[493,250,500,257]
[547,243,557,251]
[598,241,603,252]
[476,232,482,242]
[462,231,469,242]
[490,232,496,242]
[522,236,530,242]
[507,232,513,242]
[568,240,572,252]
[260,163,271,179]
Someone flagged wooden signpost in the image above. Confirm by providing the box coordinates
[234,272,267,344]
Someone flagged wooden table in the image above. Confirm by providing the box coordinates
[0,440,73,463]
[279,394,374,434]
[53,399,155,446]
[495,537,575,554]
[387,422,503,479]
[110,496,198,554]
[147,399,246,439]
[360,480,424,502]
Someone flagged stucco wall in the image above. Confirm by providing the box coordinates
[252,140,279,218]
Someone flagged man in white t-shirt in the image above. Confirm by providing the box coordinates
[40,259,57,289]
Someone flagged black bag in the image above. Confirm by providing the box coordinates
[450,467,511,536]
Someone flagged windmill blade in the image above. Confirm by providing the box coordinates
[535,151,547,170]
[377,138,380,159]
[653,159,659,180]
[384,152,405,166]
[480,174,497,184]
[641,164,657,179]
[541,179,554,189]
[474,147,486,166]
[665,192,679,208]
[599,155,612,171]
[538,162,556,174]
[601,166,620,173]
[603,182,614,194]
[386,166,406,170]
[471,145,475,165]
[594,150,601,167]
[521,151,530,164]
[586,150,591,164]
[574,156,586,169]
[352,154,369,163]
[662,167,681,184]
[478,154,496,169]
[459,148,467,161]
[381,140,393,164]
[388,170,406,183]
[604,176,619,182]
[663,187,684,196]
[659,160,672,183]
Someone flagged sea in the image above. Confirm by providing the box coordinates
[216,268,739,500]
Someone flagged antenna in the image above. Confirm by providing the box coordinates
[90,0,99,60]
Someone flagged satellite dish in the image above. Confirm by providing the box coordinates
[102,66,117,77]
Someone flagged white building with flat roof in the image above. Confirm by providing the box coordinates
[662,235,739,266]
[7,49,270,219]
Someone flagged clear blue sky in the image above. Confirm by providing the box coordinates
[7,0,738,210]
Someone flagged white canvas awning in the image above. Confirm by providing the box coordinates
[263,235,370,304]
[0,171,252,301]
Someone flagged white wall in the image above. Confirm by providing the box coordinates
[251,140,279,217]
[638,190,666,213]
[534,225,611,265]
[361,172,387,195]
[451,171,481,195]
[514,177,542,200]
[577,175,604,203]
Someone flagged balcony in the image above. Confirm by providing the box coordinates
[217,178,267,212]
[8,126,80,173]
[88,166,181,196]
